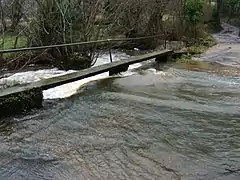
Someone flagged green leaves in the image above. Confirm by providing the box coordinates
[183,0,204,24]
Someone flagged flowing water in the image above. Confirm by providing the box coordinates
[0,24,240,180]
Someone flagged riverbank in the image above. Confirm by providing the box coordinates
[173,22,240,78]
[0,22,240,180]
[174,33,217,63]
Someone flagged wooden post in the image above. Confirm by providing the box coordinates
[109,48,113,63]
[0,53,3,68]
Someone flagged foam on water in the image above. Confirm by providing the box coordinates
[0,52,145,99]
[43,52,145,99]
[213,23,240,44]
[6,22,238,99]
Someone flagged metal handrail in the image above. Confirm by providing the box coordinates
[0,34,166,54]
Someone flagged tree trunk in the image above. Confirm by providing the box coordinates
[0,0,7,32]
[215,0,223,25]
[10,0,24,32]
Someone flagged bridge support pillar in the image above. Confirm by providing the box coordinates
[155,53,173,71]
[109,64,129,76]
[0,88,43,119]
[155,53,172,63]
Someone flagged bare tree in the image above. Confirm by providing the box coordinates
[9,0,25,31]
[0,0,7,32]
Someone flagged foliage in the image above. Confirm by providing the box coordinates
[175,53,193,63]
[183,33,215,56]
[107,0,169,36]
[27,0,71,46]
[198,34,216,47]
[0,0,221,70]
[105,0,170,49]
[187,45,207,54]
[177,31,216,63]
[183,0,204,25]
[24,0,105,69]
[222,0,240,21]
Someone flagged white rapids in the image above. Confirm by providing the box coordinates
[0,52,144,99]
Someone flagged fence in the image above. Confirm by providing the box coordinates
[0,35,168,63]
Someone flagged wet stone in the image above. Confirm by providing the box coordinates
[0,88,43,119]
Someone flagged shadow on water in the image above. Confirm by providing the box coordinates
[0,119,15,136]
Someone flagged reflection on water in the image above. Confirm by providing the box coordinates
[0,66,240,180]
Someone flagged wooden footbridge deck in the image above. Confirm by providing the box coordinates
[0,49,173,98]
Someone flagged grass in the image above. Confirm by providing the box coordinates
[0,35,27,58]
[0,35,27,50]
[0,35,27,49]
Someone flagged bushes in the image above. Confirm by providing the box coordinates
[183,0,204,25]
[175,53,193,63]
[0,0,220,70]
[183,0,205,37]
[175,31,216,63]
[1,0,106,70]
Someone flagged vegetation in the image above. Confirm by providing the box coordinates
[0,35,27,53]
[0,0,239,117]
[0,0,239,70]
[221,0,240,22]
[183,0,204,37]
[175,30,217,63]
[175,53,193,63]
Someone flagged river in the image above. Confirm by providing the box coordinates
[0,23,239,180]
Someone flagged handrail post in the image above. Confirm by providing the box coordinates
[107,39,113,63]
[109,48,113,63]
[0,52,3,68]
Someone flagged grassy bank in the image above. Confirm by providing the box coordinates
[0,35,27,49]
[175,32,216,63]
[0,35,27,59]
